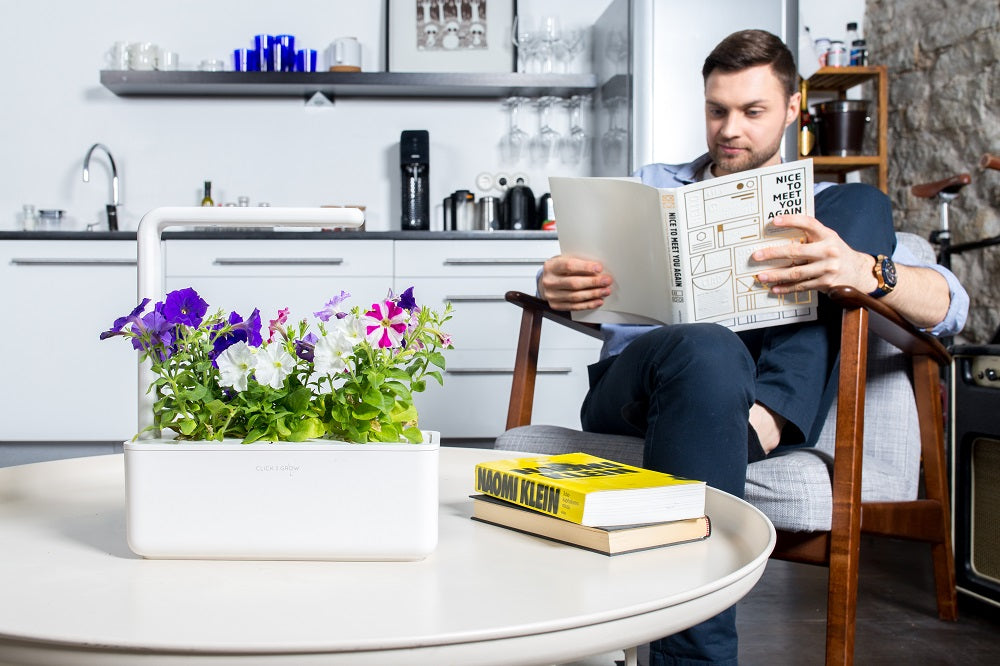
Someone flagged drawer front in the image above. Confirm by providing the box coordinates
[163,276,395,322]
[166,239,395,277]
[400,277,603,352]
[3,239,138,264]
[413,349,594,439]
[394,239,557,277]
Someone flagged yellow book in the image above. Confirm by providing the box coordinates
[474,452,705,527]
[471,494,711,556]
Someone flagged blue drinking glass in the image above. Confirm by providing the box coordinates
[232,48,260,72]
[275,34,295,72]
[253,34,274,70]
[295,49,318,72]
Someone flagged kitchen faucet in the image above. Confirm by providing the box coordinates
[82,143,120,231]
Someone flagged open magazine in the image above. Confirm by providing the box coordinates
[549,159,817,333]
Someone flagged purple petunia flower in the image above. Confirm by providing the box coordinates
[244,308,263,347]
[135,303,176,359]
[100,298,151,340]
[396,286,417,311]
[210,308,265,365]
[313,291,352,322]
[162,288,209,328]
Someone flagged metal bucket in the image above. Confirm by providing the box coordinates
[814,99,871,156]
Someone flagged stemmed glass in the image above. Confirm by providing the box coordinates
[557,27,587,74]
[537,16,566,74]
[511,16,540,73]
[499,96,530,163]
[529,96,563,164]
[559,95,591,165]
[601,96,628,167]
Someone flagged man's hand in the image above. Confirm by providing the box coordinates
[538,255,613,311]
[752,214,878,295]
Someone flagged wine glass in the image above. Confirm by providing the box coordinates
[601,96,628,167]
[499,96,530,163]
[559,95,591,165]
[529,96,563,164]
[511,16,540,73]
[557,27,587,74]
[537,16,566,74]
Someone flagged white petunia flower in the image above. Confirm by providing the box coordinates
[253,343,296,390]
[217,342,255,392]
[313,327,355,376]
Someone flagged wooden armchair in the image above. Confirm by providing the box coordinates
[498,280,957,665]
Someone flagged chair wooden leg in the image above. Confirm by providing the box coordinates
[825,306,869,666]
[912,355,959,621]
[506,308,543,430]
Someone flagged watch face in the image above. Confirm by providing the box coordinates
[882,257,898,287]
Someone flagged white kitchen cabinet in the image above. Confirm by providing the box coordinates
[0,241,138,440]
[395,239,601,439]
[164,239,395,317]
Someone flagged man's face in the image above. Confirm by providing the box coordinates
[704,64,799,176]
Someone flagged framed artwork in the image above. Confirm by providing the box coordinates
[387,0,517,73]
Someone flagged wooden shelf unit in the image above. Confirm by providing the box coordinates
[799,65,888,193]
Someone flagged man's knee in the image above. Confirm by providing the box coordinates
[816,183,895,254]
[640,323,754,387]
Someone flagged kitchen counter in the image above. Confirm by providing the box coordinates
[0,230,558,241]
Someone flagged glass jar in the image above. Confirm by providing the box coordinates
[38,209,66,230]
[19,204,39,231]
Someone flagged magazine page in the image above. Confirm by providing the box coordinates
[677,160,817,331]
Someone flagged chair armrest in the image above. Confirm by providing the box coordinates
[826,286,950,366]
[504,291,604,340]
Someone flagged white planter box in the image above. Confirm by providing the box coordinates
[123,433,440,561]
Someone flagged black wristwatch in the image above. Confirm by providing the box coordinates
[868,254,897,298]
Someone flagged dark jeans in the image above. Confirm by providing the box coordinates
[579,184,896,665]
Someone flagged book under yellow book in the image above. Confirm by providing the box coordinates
[470,494,711,556]
[474,452,706,527]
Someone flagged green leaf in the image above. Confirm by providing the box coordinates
[352,405,379,420]
[402,426,424,443]
[428,352,447,369]
[178,419,196,436]
[285,386,312,413]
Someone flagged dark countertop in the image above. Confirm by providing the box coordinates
[0,230,558,241]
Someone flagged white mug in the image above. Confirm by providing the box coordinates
[158,51,180,71]
[128,42,158,71]
[329,36,361,72]
[105,41,129,70]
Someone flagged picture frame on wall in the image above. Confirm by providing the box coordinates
[386,0,517,73]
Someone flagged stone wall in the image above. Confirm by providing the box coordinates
[866,0,1000,343]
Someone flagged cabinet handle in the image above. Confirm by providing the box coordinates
[442,258,548,266]
[213,258,344,266]
[10,258,136,266]
[444,295,507,302]
[446,367,572,375]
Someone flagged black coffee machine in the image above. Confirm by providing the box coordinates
[400,130,430,230]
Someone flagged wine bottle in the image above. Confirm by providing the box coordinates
[201,181,214,207]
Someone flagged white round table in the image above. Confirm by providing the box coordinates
[0,448,775,665]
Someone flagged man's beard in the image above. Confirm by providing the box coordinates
[709,135,784,174]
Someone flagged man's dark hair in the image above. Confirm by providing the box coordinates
[702,29,798,98]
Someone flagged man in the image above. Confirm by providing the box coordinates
[538,30,967,666]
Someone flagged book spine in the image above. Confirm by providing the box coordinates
[474,464,586,523]
[659,190,687,324]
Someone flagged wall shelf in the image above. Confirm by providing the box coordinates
[99,70,598,100]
